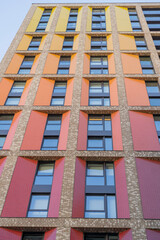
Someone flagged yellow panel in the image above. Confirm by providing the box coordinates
[119,34,137,50]
[55,7,70,32]
[39,35,47,50]
[86,7,92,32]
[26,7,44,32]
[105,7,111,31]
[76,7,82,32]
[46,7,56,31]
[85,35,91,51]
[50,35,64,50]
[107,35,113,50]
[17,35,32,50]
[73,35,79,50]
[115,7,132,32]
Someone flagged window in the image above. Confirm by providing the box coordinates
[92,9,106,32]
[62,37,74,50]
[89,82,110,106]
[66,9,78,32]
[18,56,34,74]
[27,162,54,217]
[128,8,142,31]
[90,56,108,74]
[143,8,160,32]
[22,232,44,240]
[57,56,70,74]
[85,162,116,218]
[5,82,25,106]
[28,37,42,51]
[152,36,160,50]
[36,9,52,32]
[41,115,61,150]
[135,36,147,50]
[51,82,67,106]
[0,115,13,149]
[140,56,155,74]
[154,115,160,143]
[87,115,113,151]
[84,233,119,240]
[91,36,107,50]
[146,82,160,106]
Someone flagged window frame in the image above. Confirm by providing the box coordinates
[140,56,155,74]
[18,56,35,74]
[62,36,74,50]
[66,8,78,32]
[57,56,71,74]
[89,81,110,106]
[90,56,108,74]
[128,8,142,32]
[92,8,106,32]
[28,37,42,51]
[51,81,67,106]
[0,115,13,150]
[91,36,107,51]
[36,9,52,32]
[5,81,25,106]
[146,81,160,106]
[135,36,147,50]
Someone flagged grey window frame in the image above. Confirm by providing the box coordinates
[5,81,25,106]
[91,36,107,50]
[143,8,160,32]
[146,81,160,106]
[89,81,110,106]
[152,36,160,50]
[18,56,35,74]
[92,8,106,32]
[66,9,78,32]
[90,56,108,74]
[22,232,44,240]
[128,8,142,32]
[62,37,74,50]
[140,56,155,74]
[84,233,119,240]
[28,37,42,51]
[57,56,71,74]
[0,115,13,149]
[154,115,160,143]
[51,81,67,106]
[36,9,52,32]
[135,36,147,50]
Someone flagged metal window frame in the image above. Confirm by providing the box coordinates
[89,81,110,106]
[90,56,108,74]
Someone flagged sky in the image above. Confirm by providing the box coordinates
[1,0,160,62]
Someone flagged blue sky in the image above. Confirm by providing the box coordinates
[0,0,160,62]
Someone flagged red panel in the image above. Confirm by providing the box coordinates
[3,111,22,150]
[58,111,70,150]
[1,157,37,217]
[70,229,83,240]
[119,229,133,240]
[0,157,6,177]
[146,229,160,240]
[115,158,130,218]
[72,158,86,218]
[0,228,22,240]
[129,111,160,151]
[48,158,64,217]
[136,158,160,219]
[77,111,88,150]
[112,111,123,150]
[21,111,47,150]
[44,229,56,240]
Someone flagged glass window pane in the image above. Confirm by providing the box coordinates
[104,98,110,106]
[51,98,64,106]
[86,196,104,210]
[30,195,49,210]
[146,82,159,93]
[104,116,111,131]
[88,138,103,150]
[87,163,103,176]
[103,82,109,93]
[150,98,160,106]
[85,211,105,218]
[86,176,104,186]
[89,98,102,106]
[42,138,58,149]
[34,176,53,185]
[90,82,102,93]
[107,196,117,218]
[105,137,113,150]
[5,98,20,106]
[142,69,154,74]
[90,69,102,74]
[18,69,31,74]
[27,211,48,218]
[57,69,69,74]
[38,163,54,175]
[0,137,6,149]
[106,163,115,186]
[155,118,160,131]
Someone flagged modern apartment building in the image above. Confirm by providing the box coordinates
[0,2,160,240]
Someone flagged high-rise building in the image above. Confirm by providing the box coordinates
[0,2,160,240]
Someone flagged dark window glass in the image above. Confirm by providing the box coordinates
[62,37,74,50]
[36,9,52,32]
[90,57,108,74]
[91,37,107,50]
[140,56,155,74]
[92,8,106,32]
[84,233,119,240]
[5,81,25,106]
[66,8,78,32]
[143,8,160,32]
[51,82,67,106]
[22,232,44,240]
[128,8,142,31]
[57,56,70,74]
[28,37,42,51]
[152,36,160,50]
[154,115,160,143]
[146,82,160,106]
[18,56,34,74]
[89,82,110,106]
[135,36,147,50]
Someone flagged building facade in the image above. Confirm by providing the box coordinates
[0,2,160,240]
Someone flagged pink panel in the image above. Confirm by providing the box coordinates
[146,229,160,240]
[77,111,88,150]
[119,229,133,240]
[136,158,160,219]
[48,158,64,217]
[58,111,70,150]
[19,79,32,105]
[72,158,86,218]
[70,229,83,240]
[0,228,22,240]
[129,111,160,151]
[44,229,56,240]
[1,157,37,217]
[112,111,123,150]
[0,157,6,177]
[115,158,130,218]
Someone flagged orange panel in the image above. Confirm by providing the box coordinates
[85,35,91,51]
[107,35,113,50]
[125,78,150,106]
[5,54,24,74]
[83,54,90,74]
[34,78,55,106]
[64,78,74,106]
[0,78,13,105]
[111,111,123,150]
[21,111,47,150]
[77,111,88,150]
[19,79,32,105]
[50,35,64,50]
[43,54,60,74]
[30,54,40,74]
[119,34,136,50]
[58,111,70,150]
[39,35,47,50]
[108,54,115,74]
[109,78,118,106]
[69,54,77,74]
[3,112,22,150]
[81,78,89,106]
[121,53,142,74]
[73,35,79,51]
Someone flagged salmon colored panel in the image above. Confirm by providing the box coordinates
[46,8,56,31]
[21,111,47,150]
[81,78,89,106]
[1,157,37,217]
[72,158,86,217]
[119,230,133,240]
[108,54,115,74]
[73,35,79,50]
[112,111,123,150]
[115,7,132,32]
[58,111,70,150]
[34,78,54,106]
[121,54,142,74]
[50,35,64,50]
[105,7,111,31]
[0,157,7,177]
[83,54,90,74]
[26,7,44,32]
[3,111,22,150]
[0,228,22,240]
[107,35,113,50]
[39,35,47,50]
[69,54,77,74]
[86,7,92,31]
[30,54,40,74]
[85,35,91,51]
[17,35,32,51]
[70,229,83,240]
[19,79,32,105]
[0,78,13,105]
[43,54,60,74]
[64,78,74,105]
[55,7,70,32]
[44,229,56,240]
[146,229,160,240]
[48,158,64,217]
[115,158,130,218]
[119,35,136,50]
[109,78,119,106]
[5,54,24,74]
[125,78,150,106]
[77,111,88,150]
[129,111,160,151]
[76,7,82,32]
